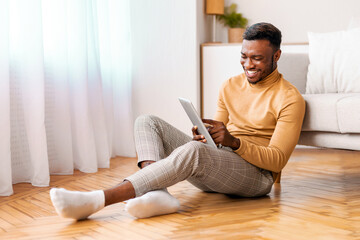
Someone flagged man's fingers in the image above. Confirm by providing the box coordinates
[212,135,223,144]
[192,126,199,135]
[210,132,222,142]
[202,119,215,124]
[202,119,223,128]
[211,129,225,137]
[192,134,205,141]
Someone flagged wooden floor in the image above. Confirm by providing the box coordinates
[0,147,359,240]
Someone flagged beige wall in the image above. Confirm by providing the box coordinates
[216,0,360,43]
[130,0,211,134]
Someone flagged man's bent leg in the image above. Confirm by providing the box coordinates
[126,141,209,196]
[124,141,209,218]
[187,149,274,197]
[51,116,191,220]
[126,115,190,218]
[50,141,273,220]
[127,141,274,198]
[130,155,179,218]
[134,115,191,167]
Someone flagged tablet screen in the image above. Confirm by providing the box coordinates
[178,97,217,148]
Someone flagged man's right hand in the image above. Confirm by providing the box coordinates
[191,126,207,143]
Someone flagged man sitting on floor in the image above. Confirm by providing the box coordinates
[50,22,305,220]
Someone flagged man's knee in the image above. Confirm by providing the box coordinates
[183,141,205,151]
[135,114,155,125]
[135,114,160,129]
[179,141,209,165]
[178,141,215,182]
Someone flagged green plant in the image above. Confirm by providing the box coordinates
[217,3,248,28]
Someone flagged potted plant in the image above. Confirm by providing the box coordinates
[217,3,248,43]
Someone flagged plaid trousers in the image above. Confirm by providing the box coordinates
[126,115,274,197]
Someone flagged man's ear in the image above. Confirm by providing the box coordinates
[274,49,281,62]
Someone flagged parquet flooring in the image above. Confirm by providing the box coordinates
[0,147,359,239]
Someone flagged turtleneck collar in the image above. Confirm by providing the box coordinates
[247,68,281,89]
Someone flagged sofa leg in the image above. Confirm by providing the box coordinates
[274,171,281,183]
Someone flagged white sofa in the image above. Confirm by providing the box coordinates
[279,49,360,151]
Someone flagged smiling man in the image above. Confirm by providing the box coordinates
[50,22,305,220]
[200,22,306,176]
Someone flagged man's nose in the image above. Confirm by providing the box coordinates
[243,58,255,69]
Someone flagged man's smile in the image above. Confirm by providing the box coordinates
[245,69,260,78]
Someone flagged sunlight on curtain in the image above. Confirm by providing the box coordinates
[0,0,12,196]
[0,0,134,196]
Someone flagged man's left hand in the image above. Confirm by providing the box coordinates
[202,119,240,150]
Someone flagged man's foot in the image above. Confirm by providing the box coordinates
[125,189,180,219]
[50,188,105,220]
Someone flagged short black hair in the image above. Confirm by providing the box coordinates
[243,22,282,50]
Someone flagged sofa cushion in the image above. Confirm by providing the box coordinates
[337,95,360,133]
[306,31,342,94]
[306,28,360,94]
[302,93,358,133]
[302,94,340,132]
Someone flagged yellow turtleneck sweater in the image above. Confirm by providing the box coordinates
[214,69,305,175]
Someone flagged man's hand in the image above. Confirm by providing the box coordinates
[202,119,240,150]
[191,119,240,150]
[192,125,207,143]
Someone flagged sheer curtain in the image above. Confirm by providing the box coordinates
[0,0,134,196]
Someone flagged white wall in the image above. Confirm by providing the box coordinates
[216,0,360,43]
[130,0,211,135]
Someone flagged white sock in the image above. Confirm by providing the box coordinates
[125,189,180,219]
[50,188,105,220]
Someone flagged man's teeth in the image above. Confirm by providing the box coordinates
[247,70,258,77]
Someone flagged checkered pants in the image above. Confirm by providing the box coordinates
[126,115,274,197]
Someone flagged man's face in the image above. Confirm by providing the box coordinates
[240,39,281,84]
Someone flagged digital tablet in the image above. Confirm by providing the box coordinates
[178,97,217,148]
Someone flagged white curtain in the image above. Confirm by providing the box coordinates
[0,0,135,196]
